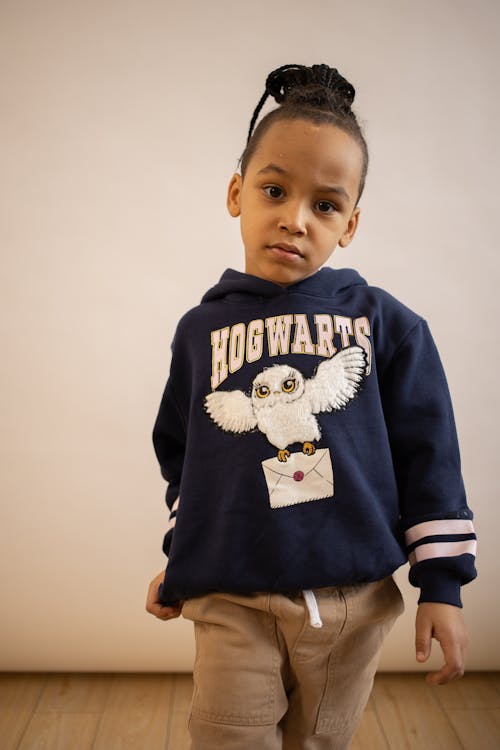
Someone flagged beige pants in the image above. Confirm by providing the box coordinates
[181,576,404,750]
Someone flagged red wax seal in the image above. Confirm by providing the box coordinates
[293,471,304,482]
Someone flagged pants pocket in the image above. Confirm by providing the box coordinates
[315,576,404,736]
[188,593,285,726]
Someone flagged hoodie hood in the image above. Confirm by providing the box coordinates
[201,267,367,304]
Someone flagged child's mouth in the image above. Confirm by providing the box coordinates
[267,244,304,260]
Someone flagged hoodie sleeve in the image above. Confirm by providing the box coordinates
[380,319,477,607]
[152,335,187,559]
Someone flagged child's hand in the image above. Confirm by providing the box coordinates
[145,570,184,621]
[415,602,468,685]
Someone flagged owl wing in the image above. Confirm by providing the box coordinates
[305,346,366,414]
[204,390,257,433]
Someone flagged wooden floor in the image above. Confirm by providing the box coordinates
[0,672,499,749]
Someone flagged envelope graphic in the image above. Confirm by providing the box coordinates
[262,448,334,508]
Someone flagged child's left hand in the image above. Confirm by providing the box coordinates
[145,569,184,621]
[415,602,468,685]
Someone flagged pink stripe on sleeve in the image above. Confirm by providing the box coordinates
[405,519,474,545]
[408,539,477,566]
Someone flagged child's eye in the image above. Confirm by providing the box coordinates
[316,200,336,214]
[263,185,284,199]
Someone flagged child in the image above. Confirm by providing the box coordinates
[146,64,477,750]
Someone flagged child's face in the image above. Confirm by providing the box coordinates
[227,118,363,286]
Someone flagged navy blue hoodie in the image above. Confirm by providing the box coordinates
[153,268,476,608]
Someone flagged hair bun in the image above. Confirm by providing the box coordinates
[246,63,357,146]
[265,64,355,110]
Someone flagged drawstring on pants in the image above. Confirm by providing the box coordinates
[302,589,323,628]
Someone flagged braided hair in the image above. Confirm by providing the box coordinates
[239,64,368,205]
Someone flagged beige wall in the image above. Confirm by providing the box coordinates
[1,0,498,672]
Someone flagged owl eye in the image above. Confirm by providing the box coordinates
[255,384,270,398]
[282,378,296,393]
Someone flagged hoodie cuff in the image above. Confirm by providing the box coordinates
[157,582,180,608]
[417,570,463,608]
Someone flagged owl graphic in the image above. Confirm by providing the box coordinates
[204,346,366,462]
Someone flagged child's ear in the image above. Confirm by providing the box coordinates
[227,173,242,217]
[338,207,361,248]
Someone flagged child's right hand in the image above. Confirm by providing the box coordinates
[145,570,184,621]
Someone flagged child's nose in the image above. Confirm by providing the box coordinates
[278,202,307,235]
